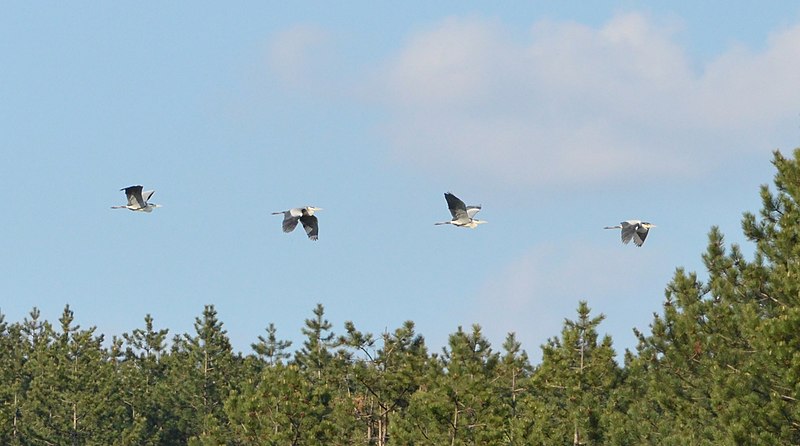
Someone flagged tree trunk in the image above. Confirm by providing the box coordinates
[13,393,18,438]
[73,402,78,446]
[450,403,458,446]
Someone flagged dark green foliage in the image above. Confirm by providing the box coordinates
[529,302,620,445]
[18,306,125,445]
[622,149,800,445]
[392,324,509,445]
[170,305,240,445]
[0,312,26,445]
[2,149,800,444]
[117,314,170,445]
[252,323,292,366]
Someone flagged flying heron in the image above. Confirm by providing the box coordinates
[111,185,162,212]
[435,192,486,228]
[272,207,322,240]
[604,220,656,247]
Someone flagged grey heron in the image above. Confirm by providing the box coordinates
[111,185,162,212]
[604,220,656,247]
[435,192,486,228]
[272,206,322,240]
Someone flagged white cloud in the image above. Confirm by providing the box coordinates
[383,17,511,108]
[695,24,800,128]
[373,13,800,188]
[262,14,800,188]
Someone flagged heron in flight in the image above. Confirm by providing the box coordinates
[272,207,322,240]
[604,220,656,247]
[435,192,486,228]
[111,185,162,212]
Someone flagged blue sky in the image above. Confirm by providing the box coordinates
[2,2,800,361]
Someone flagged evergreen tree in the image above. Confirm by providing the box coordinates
[166,305,240,444]
[291,303,356,444]
[740,149,800,443]
[496,333,534,444]
[227,362,338,445]
[341,320,429,445]
[529,302,620,445]
[294,303,339,381]
[117,314,171,445]
[19,305,124,445]
[229,304,356,445]
[0,313,27,445]
[624,149,800,444]
[623,267,720,445]
[251,323,292,366]
[396,324,503,445]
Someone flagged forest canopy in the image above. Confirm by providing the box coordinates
[2,149,800,445]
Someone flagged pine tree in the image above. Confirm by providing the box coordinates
[529,302,620,445]
[340,320,429,445]
[625,267,720,445]
[228,304,356,444]
[496,333,534,444]
[227,361,338,446]
[294,303,338,381]
[623,149,800,444]
[251,323,292,366]
[165,305,240,444]
[0,312,27,444]
[291,303,356,444]
[740,149,800,443]
[19,305,124,445]
[396,324,503,445]
[117,314,171,445]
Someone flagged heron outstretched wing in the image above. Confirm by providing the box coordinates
[274,208,308,234]
[466,205,481,218]
[620,223,636,244]
[282,215,300,233]
[633,227,649,247]
[300,215,319,240]
[444,192,468,220]
[122,185,146,209]
[142,190,155,203]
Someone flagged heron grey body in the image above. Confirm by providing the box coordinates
[111,185,161,212]
[272,206,322,240]
[435,192,486,228]
[604,220,655,247]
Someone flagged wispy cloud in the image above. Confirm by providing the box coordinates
[373,13,800,187]
[263,13,800,188]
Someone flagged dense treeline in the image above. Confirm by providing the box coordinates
[2,150,800,445]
